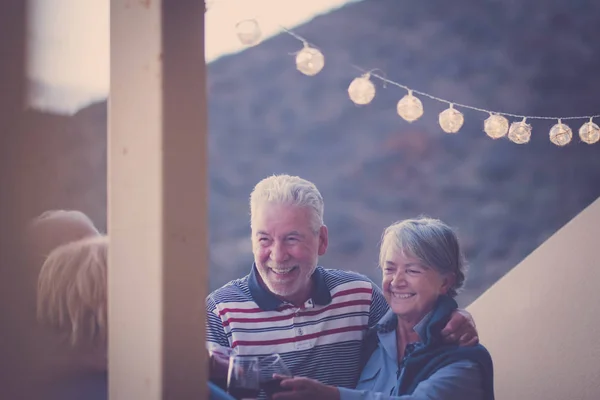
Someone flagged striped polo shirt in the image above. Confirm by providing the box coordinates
[206,265,390,389]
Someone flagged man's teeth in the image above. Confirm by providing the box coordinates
[393,293,415,299]
[272,267,295,275]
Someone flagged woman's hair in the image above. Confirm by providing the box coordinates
[379,217,467,297]
[37,235,109,347]
[27,210,100,278]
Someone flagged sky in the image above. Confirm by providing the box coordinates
[26,0,358,115]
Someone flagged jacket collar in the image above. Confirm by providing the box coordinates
[376,295,458,347]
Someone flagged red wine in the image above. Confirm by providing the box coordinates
[210,377,228,391]
[228,387,261,399]
[261,378,287,398]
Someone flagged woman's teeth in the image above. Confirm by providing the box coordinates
[392,293,415,299]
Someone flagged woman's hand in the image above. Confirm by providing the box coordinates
[272,376,340,400]
[441,309,479,346]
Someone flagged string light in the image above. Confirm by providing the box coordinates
[235,19,262,46]
[508,118,532,144]
[484,114,509,139]
[397,90,424,122]
[231,19,600,146]
[579,119,600,144]
[549,120,573,146]
[295,43,325,76]
[438,104,464,133]
[348,74,376,105]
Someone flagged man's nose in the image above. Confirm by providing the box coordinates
[270,241,288,263]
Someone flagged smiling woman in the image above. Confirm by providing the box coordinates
[376,218,467,338]
[274,217,495,400]
[379,217,467,314]
[340,217,494,400]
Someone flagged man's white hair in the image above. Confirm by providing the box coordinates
[250,174,324,232]
[37,235,109,348]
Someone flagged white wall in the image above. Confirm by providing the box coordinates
[468,197,600,400]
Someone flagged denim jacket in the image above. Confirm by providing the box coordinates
[338,296,493,400]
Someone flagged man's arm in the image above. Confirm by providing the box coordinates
[368,281,477,345]
[441,309,479,346]
[206,295,231,347]
[206,295,232,384]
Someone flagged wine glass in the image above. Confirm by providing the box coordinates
[227,355,260,400]
[258,354,292,399]
[207,343,235,390]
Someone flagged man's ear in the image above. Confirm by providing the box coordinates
[318,225,328,256]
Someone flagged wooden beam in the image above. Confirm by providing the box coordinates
[109,0,208,398]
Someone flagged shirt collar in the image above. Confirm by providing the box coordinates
[375,308,433,362]
[248,264,332,311]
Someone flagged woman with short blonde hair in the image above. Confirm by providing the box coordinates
[36,235,109,400]
[37,235,108,348]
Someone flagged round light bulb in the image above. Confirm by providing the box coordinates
[348,74,376,105]
[396,92,424,122]
[484,114,509,139]
[295,45,325,76]
[549,121,572,146]
[508,119,531,144]
[579,120,600,144]
[438,105,464,133]
[235,19,262,46]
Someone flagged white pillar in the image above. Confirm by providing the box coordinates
[109,1,208,399]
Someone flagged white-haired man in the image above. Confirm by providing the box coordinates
[206,175,478,392]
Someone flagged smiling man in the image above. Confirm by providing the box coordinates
[205,175,478,392]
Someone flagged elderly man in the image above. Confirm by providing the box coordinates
[206,175,477,391]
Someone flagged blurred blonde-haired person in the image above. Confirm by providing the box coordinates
[37,235,108,400]
[26,210,100,312]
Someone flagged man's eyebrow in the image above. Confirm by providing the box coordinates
[254,231,306,237]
